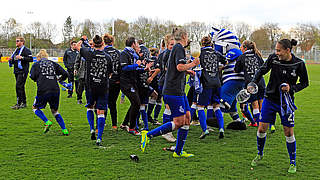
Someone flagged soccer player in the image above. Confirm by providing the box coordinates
[156,34,176,142]
[120,37,150,135]
[197,36,226,139]
[141,28,200,157]
[103,33,121,130]
[63,40,79,98]
[30,49,69,135]
[8,37,33,109]
[136,57,157,131]
[234,40,265,127]
[146,48,162,125]
[250,39,309,173]
[74,36,92,104]
[76,35,113,146]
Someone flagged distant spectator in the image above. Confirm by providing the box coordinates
[63,40,79,98]
[8,37,33,109]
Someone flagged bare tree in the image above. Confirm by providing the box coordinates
[211,18,234,31]
[130,17,154,47]
[183,21,209,43]
[95,21,111,36]
[233,22,252,43]
[2,18,21,42]
[113,19,129,49]
[291,23,318,53]
[261,22,282,50]
[41,22,55,40]
[250,28,271,50]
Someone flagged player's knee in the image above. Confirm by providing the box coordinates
[173,116,185,129]
[258,123,268,133]
[97,109,105,115]
[140,105,146,111]
[51,110,59,116]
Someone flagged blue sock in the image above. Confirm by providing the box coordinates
[147,122,174,138]
[141,108,149,131]
[97,115,105,140]
[135,113,140,131]
[87,109,95,131]
[54,113,66,130]
[190,104,197,120]
[197,108,207,132]
[207,106,213,119]
[34,109,48,123]
[286,136,296,165]
[214,108,224,131]
[162,109,171,124]
[154,103,162,120]
[257,132,267,156]
[242,104,255,124]
[175,126,189,155]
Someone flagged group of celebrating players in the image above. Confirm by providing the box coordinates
[8,27,309,174]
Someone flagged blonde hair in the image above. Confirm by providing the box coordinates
[164,34,173,47]
[103,33,114,45]
[36,49,49,60]
[242,40,262,58]
[172,27,187,41]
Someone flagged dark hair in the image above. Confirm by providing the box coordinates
[242,40,262,58]
[278,39,298,51]
[150,47,158,56]
[93,35,103,48]
[70,40,77,45]
[125,37,136,47]
[103,33,114,45]
[201,36,212,47]
[137,40,144,45]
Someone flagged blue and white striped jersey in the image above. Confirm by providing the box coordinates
[222,60,244,84]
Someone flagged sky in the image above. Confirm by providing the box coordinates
[1,0,319,43]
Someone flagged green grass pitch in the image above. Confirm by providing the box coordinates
[0,63,319,179]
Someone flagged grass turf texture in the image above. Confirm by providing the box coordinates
[0,63,319,179]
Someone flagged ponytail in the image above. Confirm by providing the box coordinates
[243,40,262,58]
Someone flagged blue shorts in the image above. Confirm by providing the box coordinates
[221,80,244,112]
[33,92,60,110]
[259,98,295,127]
[211,87,221,104]
[163,94,190,118]
[192,89,198,103]
[197,88,212,106]
[85,90,108,110]
[246,93,258,103]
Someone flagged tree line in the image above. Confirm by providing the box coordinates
[1,16,319,53]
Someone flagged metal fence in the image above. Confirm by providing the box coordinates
[2,48,320,63]
[0,48,66,57]
[261,48,320,63]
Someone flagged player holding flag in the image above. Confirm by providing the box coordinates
[250,39,309,173]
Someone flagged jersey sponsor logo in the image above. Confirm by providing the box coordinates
[291,69,296,77]
[179,106,184,113]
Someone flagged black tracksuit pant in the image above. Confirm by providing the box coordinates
[15,72,28,104]
[120,86,141,129]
